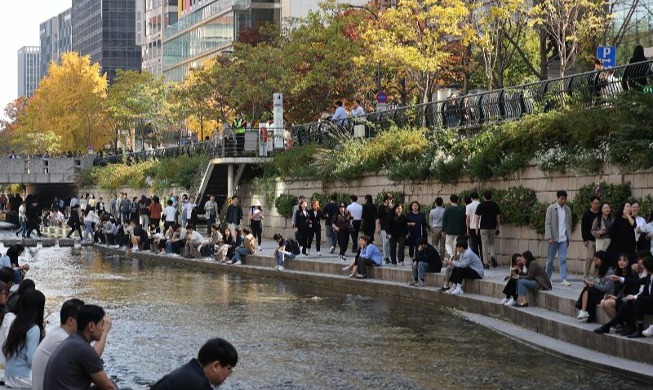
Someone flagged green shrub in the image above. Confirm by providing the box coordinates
[374,190,405,205]
[274,193,297,219]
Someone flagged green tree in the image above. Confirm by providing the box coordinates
[356,0,471,104]
[107,70,171,151]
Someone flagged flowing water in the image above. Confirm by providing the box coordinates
[2,244,649,390]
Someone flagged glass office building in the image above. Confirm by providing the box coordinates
[72,0,142,83]
[17,46,41,98]
[138,0,179,75]
[610,0,653,63]
[40,8,73,80]
[162,0,281,81]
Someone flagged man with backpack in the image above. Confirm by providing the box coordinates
[272,233,300,271]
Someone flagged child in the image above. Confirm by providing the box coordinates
[499,253,523,306]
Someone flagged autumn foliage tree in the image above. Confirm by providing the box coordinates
[21,52,111,152]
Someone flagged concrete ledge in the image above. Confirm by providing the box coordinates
[1,239,20,247]
[22,239,38,247]
[41,239,56,247]
[92,244,653,373]
[58,239,75,247]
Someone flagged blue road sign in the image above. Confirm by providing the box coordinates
[596,46,617,68]
[375,92,388,103]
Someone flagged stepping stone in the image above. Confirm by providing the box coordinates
[41,239,56,247]
[22,239,38,247]
[1,239,20,246]
[58,239,75,247]
[80,241,94,247]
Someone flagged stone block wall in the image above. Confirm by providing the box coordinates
[234,162,653,272]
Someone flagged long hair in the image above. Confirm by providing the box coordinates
[521,250,535,266]
[3,289,45,358]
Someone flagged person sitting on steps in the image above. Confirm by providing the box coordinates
[514,251,552,308]
[341,235,382,279]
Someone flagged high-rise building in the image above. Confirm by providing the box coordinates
[137,0,179,75]
[40,8,73,79]
[72,0,142,83]
[17,46,41,98]
[162,0,366,81]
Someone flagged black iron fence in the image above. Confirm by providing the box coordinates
[93,130,272,166]
[291,59,653,146]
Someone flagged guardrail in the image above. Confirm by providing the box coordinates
[93,130,275,166]
[291,59,653,146]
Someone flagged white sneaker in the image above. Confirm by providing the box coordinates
[499,297,509,304]
[504,298,517,307]
[329,246,335,254]
[643,325,653,337]
[576,310,589,320]
[278,266,285,271]
[234,260,242,265]
[450,287,464,295]
[274,265,279,271]
[316,251,321,256]
[561,280,572,286]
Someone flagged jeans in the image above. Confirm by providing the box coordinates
[275,251,296,266]
[546,240,568,281]
[17,221,27,238]
[83,220,94,241]
[517,279,539,296]
[325,224,337,249]
[381,230,390,260]
[412,261,431,281]
[231,247,249,263]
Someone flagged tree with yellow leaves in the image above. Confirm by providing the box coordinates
[357,0,471,104]
[21,52,111,152]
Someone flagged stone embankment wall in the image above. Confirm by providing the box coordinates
[237,163,653,274]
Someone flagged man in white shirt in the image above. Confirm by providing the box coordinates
[162,199,177,231]
[31,299,112,390]
[465,192,482,261]
[347,195,363,252]
[350,99,365,118]
[183,196,196,229]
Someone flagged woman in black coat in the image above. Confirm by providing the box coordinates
[387,204,408,266]
[606,201,636,267]
[294,200,311,255]
[307,200,324,255]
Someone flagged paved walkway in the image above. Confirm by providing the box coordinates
[255,238,583,301]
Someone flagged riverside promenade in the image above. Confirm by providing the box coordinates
[89,238,653,381]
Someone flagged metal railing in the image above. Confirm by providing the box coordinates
[93,130,274,166]
[291,59,653,146]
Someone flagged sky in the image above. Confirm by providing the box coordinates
[0,1,71,116]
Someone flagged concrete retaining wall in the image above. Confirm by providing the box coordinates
[234,162,653,270]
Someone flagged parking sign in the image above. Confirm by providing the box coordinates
[596,46,617,68]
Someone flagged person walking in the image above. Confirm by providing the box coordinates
[332,203,352,261]
[307,200,323,256]
[442,195,466,261]
[476,190,501,268]
[581,196,601,278]
[323,194,339,254]
[204,195,218,234]
[249,200,264,251]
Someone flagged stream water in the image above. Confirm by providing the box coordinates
[2,244,648,389]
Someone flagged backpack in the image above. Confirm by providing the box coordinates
[286,239,301,255]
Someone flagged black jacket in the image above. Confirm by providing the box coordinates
[414,244,442,272]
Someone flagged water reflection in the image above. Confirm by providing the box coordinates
[1,245,648,389]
